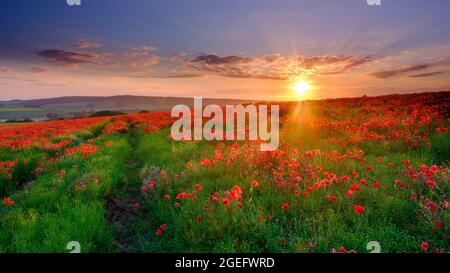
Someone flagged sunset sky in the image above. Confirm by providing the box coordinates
[0,0,449,101]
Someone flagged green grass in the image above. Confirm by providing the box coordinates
[0,105,449,253]
[0,135,132,252]
[121,128,449,253]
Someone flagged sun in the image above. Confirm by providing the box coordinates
[292,80,313,97]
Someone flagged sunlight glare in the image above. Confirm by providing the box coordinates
[292,81,313,97]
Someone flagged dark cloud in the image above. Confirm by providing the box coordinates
[155,74,202,79]
[37,49,100,66]
[0,67,13,73]
[128,73,202,79]
[191,54,251,65]
[30,66,49,73]
[222,73,287,80]
[369,58,450,79]
[37,46,160,70]
[369,64,430,79]
[343,56,376,69]
[408,71,444,78]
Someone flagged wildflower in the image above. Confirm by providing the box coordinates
[346,190,353,197]
[164,194,171,200]
[426,180,436,188]
[155,229,163,236]
[3,197,14,206]
[251,180,259,187]
[420,242,429,252]
[196,215,203,222]
[326,195,337,202]
[373,182,380,188]
[228,185,243,200]
[282,203,290,211]
[194,184,203,191]
[132,203,139,209]
[353,205,364,215]
[310,242,317,248]
[176,192,189,199]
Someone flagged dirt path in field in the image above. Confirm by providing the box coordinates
[106,124,148,252]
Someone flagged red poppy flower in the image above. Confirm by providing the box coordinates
[251,181,259,187]
[346,190,353,197]
[326,195,337,202]
[373,182,380,188]
[420,242,429,252]
[282,203,290,211]
[2,197,14,206]
[353,205,364,215]
[196,215,203,222]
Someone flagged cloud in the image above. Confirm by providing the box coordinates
[154,74,202,79]
[128,73,202,79]
[35,45,379,81]
[408,71,445,78]
[37,44,161,71]
[191,54,251,65]
[0,66,14,73]
[185,53,376,80]
[37,49,103,66]
[369,58,450,79]
[74,40,102,49]
[30,66,49,73]
[369,64,430,79]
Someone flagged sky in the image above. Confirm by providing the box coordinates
[0,0,449,101]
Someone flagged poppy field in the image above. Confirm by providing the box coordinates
[0,92,449,253]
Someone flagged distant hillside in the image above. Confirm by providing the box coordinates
[0,95,260,120]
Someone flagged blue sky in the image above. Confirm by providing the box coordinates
[0,0,449,100]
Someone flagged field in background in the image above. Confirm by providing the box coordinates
[0,92,449,253]
[0,96,259,121]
